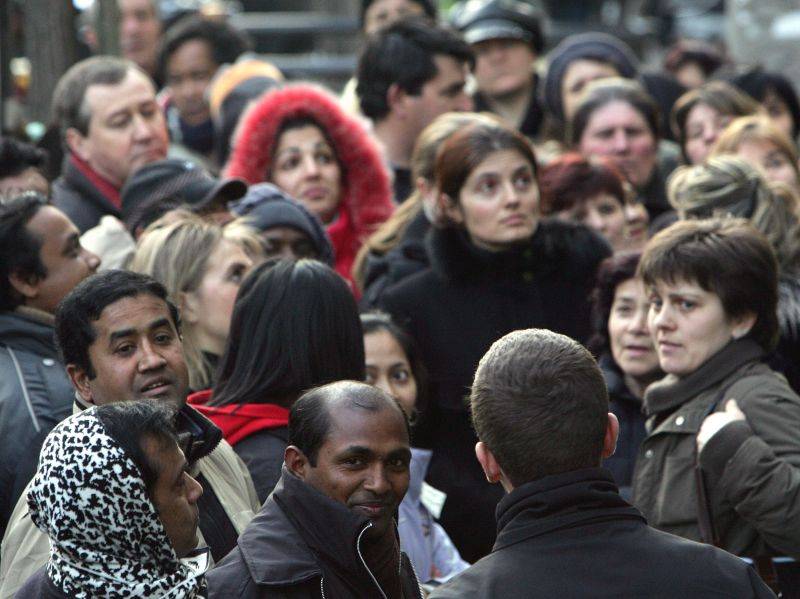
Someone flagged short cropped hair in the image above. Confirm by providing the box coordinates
[52,56,144,139]
[471,329,609,487]
[157,14,251,84]
[95,400,179,495]
[539,152,626,215]
[356,18,474,121]
[638,218,779,353]
[0,137,47,179]
[55,270,180,379]
[0,193,47,311]
[289,381,410,466]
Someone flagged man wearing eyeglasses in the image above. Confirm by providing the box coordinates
[0,270,260,599]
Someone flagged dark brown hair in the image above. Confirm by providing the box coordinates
[539,152,626,215]
[637,218,779,352]
[435,121,537,222]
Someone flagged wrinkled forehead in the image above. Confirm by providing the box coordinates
[91,293,176,342]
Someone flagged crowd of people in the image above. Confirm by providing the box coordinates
[1,0,799,596]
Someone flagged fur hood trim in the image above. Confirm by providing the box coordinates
[223,83,393,246]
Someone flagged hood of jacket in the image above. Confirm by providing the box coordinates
[0,308,60,359]
[427,219,610,285]
[223,83,394,254]
[493,467,644,552]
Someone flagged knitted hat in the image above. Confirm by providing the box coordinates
[542,32,640,123]
[230,182,335,266]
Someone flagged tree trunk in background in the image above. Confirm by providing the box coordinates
[23,0,77,125]
[95,0,120,56]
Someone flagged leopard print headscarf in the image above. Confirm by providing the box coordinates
[27,409,208,598]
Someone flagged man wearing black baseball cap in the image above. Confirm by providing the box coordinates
[121,158,247,236]
[451,0,545,138]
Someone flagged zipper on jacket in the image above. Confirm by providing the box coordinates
[356,522,388,599]
[319,575,326,599]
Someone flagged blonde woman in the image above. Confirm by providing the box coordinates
[354,111,502,304]
[668,155,800,392]
[711,115,800,195]
[130,213,260,390]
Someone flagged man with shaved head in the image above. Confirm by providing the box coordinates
[207,380,423,598]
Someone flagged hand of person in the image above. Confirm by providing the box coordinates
[697,399,746,453]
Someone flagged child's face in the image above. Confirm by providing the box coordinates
[364,330,418,417]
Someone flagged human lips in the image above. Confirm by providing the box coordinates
[657,339,681,354]
[624,344,654,358]
[139,377,174,398]
[500,213,528,227]
[301,186,331,202]
[351,500,393,520]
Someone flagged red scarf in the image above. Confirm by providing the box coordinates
[187,389,290,446]
[70,154,122,210]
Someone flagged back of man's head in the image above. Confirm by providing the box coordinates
[52,56,139,141]
[356,17,474,121]
[55,269,179,378]
[471,329,609,487]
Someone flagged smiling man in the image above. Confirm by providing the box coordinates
[0,270,260,599]
[51,56,169,233]
[207,381,423,599]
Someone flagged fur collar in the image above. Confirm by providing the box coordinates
[427,219,610,284]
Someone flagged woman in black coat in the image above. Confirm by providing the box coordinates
[379,120,611,562]
[588,252,662,499]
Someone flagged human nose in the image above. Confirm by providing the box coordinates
[82,247,101,272]
[630,304,651,335]
[363,463,391,495]
[612,130,630,153]
[456,92,474,112]
[373,374,394,399]
[302,155,320,178]
[132,112,155,141]
[651,302,674,333]
[186,473,203,503]
[585,209,605,233]
[138,340,167,371]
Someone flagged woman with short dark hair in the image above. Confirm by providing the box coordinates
[632,217,800,559]
[379,119,610,561]
[188,259,365,501]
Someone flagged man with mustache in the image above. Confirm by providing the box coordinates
[0,270,260,598]
[207,380,423,598]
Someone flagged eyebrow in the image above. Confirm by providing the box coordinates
[61,232,80,256]
[108,317,173,345]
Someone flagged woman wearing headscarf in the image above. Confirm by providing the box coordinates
[17,402,208,598]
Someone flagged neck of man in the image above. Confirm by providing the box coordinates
[373,118,414,169]
[482,82,533,130]
[360,523,402,598]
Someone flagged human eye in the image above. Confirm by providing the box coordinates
[365,370,377,385]
[513,171,533,190]
[108,114,131,128]
[278,155,300,171]
[154,331,174,345]
[476,176,498,195]
[342,456,366,468]
[597,202,619,216]
[316,149,334,164]
[614,303,633,316]
[391,368,411,384]
[594,128,614,140]
[678,299,696,312]
[648,294,662,311]
[388,455,410,471]
[228,264,248,284]
[114,343,135,356]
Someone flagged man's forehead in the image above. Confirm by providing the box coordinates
[324,402,409,448]
[83,70,155,114]
[93,294,173,335]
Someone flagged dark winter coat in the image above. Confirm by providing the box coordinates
[429,468,775,599]
[232,427,288,503]
[361,208,431,308]
[0,309,74,542]
[379,221,611,561]
[51,155,121,233]
[224,84,394,286]
[599,353,648,499]
[206,467,422,599]
[632,339,800,559]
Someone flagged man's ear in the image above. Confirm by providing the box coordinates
[65,127,90,161]
[66,364,95,405]
[602,412,620,460]
[475,441,502,484]
[8,270,40,304]
[387,83,410,118]
[284,445,311,479]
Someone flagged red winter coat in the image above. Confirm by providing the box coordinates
[224,84,393,285]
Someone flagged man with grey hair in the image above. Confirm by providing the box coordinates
[51,55,168,232]
[430,329,774,598]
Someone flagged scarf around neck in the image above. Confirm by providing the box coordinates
[27,408,208,598]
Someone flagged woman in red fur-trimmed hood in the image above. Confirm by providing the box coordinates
[224,83,394,285]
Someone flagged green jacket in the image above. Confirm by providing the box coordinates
[632,339,800,558]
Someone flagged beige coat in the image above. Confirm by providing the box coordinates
[0,420,259,599]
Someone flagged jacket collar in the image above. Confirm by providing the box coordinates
[644,339,764,417]
[406,448,432,504]
[66,154,122,210]
[0,308,59,359]
[241,466,395,592]
[493,467,644,552]
[599,353,642,407]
